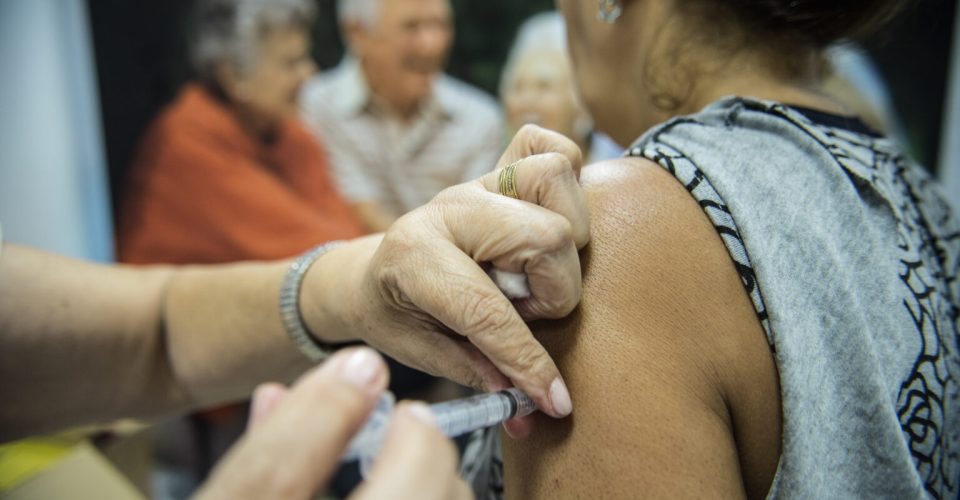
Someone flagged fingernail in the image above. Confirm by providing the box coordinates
[549,378,573,417]
[330,348,383,392]
[248,383,286,430]
[248,385,272,428]
[250,385,273,419]
[401,401,437,427]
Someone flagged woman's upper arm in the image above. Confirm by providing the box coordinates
[502,158,780,499]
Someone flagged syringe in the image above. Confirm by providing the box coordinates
[342,388,537,475]
[431,387,537,437]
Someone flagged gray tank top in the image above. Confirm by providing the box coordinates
[463,97,960,498]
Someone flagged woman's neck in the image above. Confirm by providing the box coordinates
[610,58,847,146]
[680,70,848,119]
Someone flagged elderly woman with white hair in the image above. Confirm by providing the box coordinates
[117,0,365,266]
[500,11,620,164]
[115,0,368,494]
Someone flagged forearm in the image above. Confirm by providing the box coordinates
[0,246,183,440]
[0,243,371,442]
[160,261,311,409]
[156,237,385,415]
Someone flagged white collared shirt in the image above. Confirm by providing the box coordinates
[301,57,504,217]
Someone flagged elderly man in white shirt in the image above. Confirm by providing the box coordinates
[301,0,504,232]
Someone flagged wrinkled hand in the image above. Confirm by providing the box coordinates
[195,348,470,500]
[348,125,589,435]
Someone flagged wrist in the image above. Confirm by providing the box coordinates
[300,235,382,346]
[279,242,347,361]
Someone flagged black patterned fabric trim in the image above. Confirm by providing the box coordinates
[627,143,774,346]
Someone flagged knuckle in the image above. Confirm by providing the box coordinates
[461,292,516,337]
[526,290,574,320]
[537,254,582,316]
[541,292,579,319]
[541,152,575,177]
[529,214,573,252]
[527,153,573,196]
[433,183,473,206]
[509,337,549,375]
[375,242,414,285]
[453,363,487,390]
[517,123,542,140]
[373,228,429,308]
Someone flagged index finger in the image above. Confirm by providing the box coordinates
[399,235,572,419]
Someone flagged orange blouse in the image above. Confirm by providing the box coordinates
[117,84,366,264]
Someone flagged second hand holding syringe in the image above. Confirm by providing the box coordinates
[343,388,538,476]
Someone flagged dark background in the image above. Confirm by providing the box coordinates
[87,0,958,215]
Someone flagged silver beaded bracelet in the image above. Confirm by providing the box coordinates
[279,241,345,362]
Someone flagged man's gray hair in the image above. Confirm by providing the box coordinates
[499,11,568,97]
[337,0,381,28]
[190,0,316,83]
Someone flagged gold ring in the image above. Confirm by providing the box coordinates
[498,159,522,199]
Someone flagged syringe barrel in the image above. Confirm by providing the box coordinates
[430,388,536,438]
[342,389,538,473]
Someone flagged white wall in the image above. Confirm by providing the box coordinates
[941,4,960,210]
[0,0,114,261]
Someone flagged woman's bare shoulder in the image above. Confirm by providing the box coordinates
[501,156,781,499]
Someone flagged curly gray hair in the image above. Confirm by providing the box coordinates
[190,0,316,84]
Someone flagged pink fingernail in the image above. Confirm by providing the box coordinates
[550,378,573,417]
[332,348,383,392]
[249,385,272,427]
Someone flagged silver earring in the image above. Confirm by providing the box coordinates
[597,0,623,23]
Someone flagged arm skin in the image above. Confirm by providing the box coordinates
[502,158,782,499]
[0,245,314,441]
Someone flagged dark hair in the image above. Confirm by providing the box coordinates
[723,0,908,47]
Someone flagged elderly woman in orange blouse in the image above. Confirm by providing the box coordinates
[116,0,369,491]
[117,0,365,265]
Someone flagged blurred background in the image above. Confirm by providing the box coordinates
[0,0,957,262]
[87,0,960,216]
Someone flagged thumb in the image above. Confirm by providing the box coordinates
[196,348,389,500]
[247,383,288,430]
